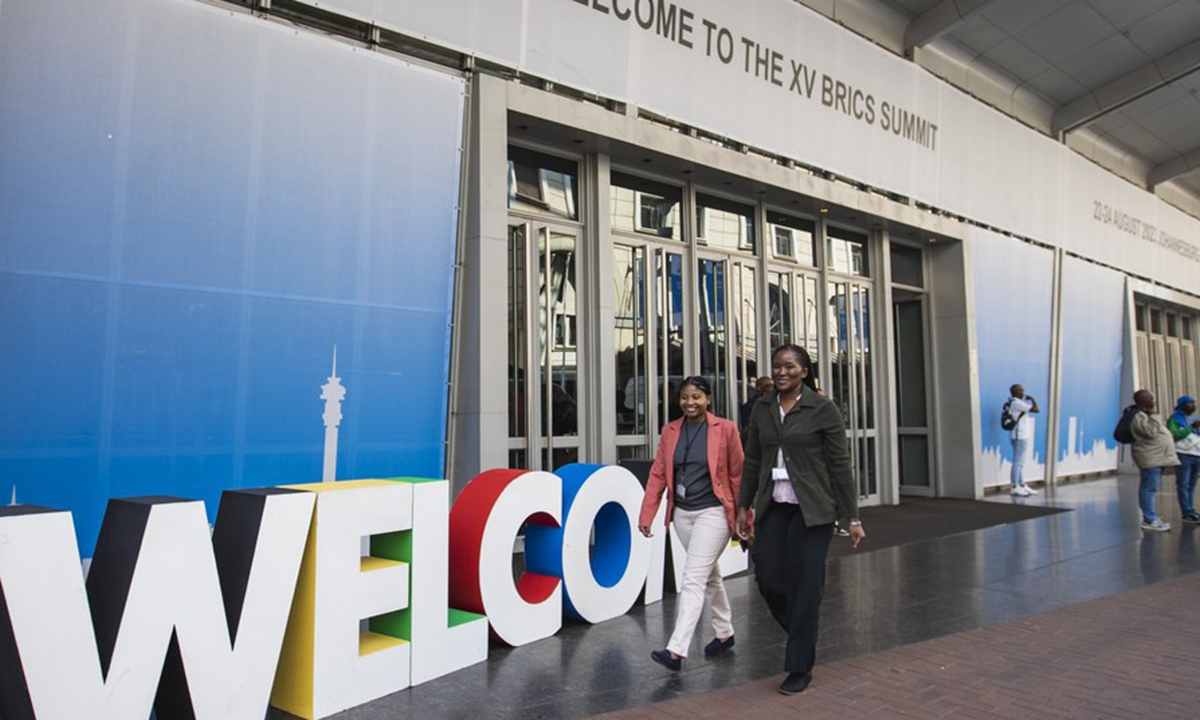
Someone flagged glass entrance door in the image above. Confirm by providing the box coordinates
[767,268,820,359]
[697,256,729,417]
[828,279,878,500]
[612,244,684,458]
[893,292,932,494]
[508,221,581,471]
[731,260,760,426]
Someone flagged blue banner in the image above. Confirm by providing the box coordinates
[0,0,467,555]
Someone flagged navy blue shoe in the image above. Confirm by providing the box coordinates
[650,649,682,671]
[778,671,812,695]
[703,635,735,656]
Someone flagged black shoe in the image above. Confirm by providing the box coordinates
[650,649,681,671]
[778,671,812,695]
[703,635,735,656]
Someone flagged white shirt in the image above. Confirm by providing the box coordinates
[1008,397,1035,440]
[772,404,800,504]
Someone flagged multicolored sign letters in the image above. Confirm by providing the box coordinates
[0,464,728,720]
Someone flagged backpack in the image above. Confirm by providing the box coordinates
[1000,400,1023,432]
[1112,405,1139,444]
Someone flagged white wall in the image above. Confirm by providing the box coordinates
[289,0,1200,295]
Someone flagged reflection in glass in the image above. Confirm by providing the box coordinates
[828,282,851,424]
[860,436,878,496]
[614,245,647,437]
[774,227,792,258]
[829,280,876,498]
[827,229,869,276]
[618,445,650,461]
[769,270,820,366]
[698,258,728,417]
[508,225,528,438]
[697,194,755,253]
[768,271,792,351]
[611,172,682,239]
[539,229,578,438]
[657,251,685,424]
[801,275,820,358]
[508,146,578,221]
[767,211,816,265]
[733,264,758,416]
[858,288,874,432]
[545,446,579,473]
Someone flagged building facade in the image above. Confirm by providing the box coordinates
[3,0,1200,555]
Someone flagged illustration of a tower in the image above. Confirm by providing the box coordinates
[320,348,346,483]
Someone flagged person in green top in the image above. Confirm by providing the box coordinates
[1167,395,1200,524]
[736,344,864,696]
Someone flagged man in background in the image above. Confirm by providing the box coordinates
[1131,389,1180,532]
[1006,384,1040,497]
[740,376,773,438]
[1167,395,1200,524]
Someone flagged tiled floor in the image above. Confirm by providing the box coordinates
[294,474,1200,720]
[596,570,1200,719]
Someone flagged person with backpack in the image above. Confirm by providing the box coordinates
[1003,384,1040,496]
[1167,396,1200,524]
[1129,389,1180,532]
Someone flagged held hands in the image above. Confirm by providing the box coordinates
[735,507,754,545]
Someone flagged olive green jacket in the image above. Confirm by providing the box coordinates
[738,388,858,528]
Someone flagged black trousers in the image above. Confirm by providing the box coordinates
[751,501,833,674]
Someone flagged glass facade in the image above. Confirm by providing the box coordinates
[506,146,583,472]
[501,155,930,504]
[611,172,682,240]
[767,211,816,266]
[697,194,755,253]
[828,228,869,277]
[613,244,648,438]
[508,145,578,220]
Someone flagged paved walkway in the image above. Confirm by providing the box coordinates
[594,570,1200,719]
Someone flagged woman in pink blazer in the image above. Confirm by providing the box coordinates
[638,375,744,671]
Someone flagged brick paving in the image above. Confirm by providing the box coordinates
[593,572,1200,719]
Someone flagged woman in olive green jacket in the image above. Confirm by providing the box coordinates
[736,344,864,696]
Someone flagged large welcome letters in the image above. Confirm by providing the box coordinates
[270,480,415,719]
[0,465,705,720]
[536,464,650,624]
[403,478,489,685]
[0,489,314,720]
[448,469,564,646]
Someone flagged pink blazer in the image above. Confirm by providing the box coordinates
[638,412,744,534]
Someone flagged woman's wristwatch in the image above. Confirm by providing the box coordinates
[847,519,863,527]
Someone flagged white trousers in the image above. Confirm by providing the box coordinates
[666,505,734,657]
